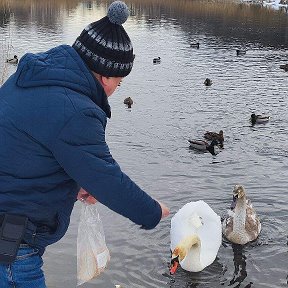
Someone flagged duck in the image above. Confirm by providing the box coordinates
[204,130,224,148]
[123,97,133,108]
[222,184,261,245]
[250,113,270,125]
[279,64,288,72]
[153,57,161,64]
[236,49,246,56]
[170,200,222,273]
[6,55,18,64]
[204,78,212,86]
[190,42,200,49]
[188,139,219,156]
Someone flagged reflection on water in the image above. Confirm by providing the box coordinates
[0,0,288,287]
[229,244,249,287]
[0,0,79,28]
[0,0,287,44]
[1,0,287,84]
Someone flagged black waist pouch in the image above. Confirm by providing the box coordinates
[0,214,28,264]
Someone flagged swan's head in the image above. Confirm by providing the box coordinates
[233,185,246,198]
[231,185,246,209]
[170,235,201,274]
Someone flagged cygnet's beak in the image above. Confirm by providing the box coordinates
[169,256,179,275]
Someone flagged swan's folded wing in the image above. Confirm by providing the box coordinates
[222,215,233,236]
[245,206,261,239]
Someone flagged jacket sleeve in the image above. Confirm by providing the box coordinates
[50,109,162,229]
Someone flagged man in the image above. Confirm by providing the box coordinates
[0,1,169,287]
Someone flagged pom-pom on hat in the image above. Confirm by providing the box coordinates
[72,1,134,77]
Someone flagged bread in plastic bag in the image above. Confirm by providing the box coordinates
[77,202,110,286]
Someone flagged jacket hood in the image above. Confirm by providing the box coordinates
[16,45,111,118]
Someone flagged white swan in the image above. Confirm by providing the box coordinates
[222,185,261,245]
[170,200,222,273]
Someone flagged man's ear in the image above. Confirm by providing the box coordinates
[100,76,110,87]
[92,72,109,86]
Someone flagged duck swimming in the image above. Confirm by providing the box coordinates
[204,130,224,148]
[204,78,212,86]
[124,97,133,108]
[170,200,222,273]
[279,64,288,71]
[236,49,246,56]
[190,42,200,49]
[188,139,219,156]
[222,185,261,245]
[6,55,18,64]
[153,57,161,64]
[250,113,270,125]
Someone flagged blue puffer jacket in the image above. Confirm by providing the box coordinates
[0,45,161,255]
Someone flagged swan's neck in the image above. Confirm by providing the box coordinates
[174,235,201,261]
[186,236,201,258]
[177,235,202,272]
[233,196,247,231]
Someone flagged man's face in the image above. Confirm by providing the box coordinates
[102,76,123,97]
[92,72,124,97]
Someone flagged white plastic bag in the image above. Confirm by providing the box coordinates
[77,202,110,286]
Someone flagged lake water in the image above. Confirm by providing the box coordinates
[0,0,287,287]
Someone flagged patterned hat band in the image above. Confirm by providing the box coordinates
[74,39,134,77]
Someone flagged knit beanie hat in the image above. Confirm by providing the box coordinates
[72,1,134,77]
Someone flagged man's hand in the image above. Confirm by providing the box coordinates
[77,188,97,204]
[157,200,170,219]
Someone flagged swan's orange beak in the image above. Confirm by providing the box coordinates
[170,256,179,274]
